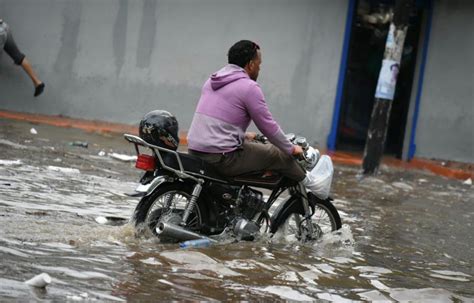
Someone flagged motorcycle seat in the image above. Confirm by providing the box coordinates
[231,171,284,189]
[161,152,227,182]
[161,151,287,188]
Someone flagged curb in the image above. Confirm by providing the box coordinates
[328,151,472,180]
[0,110,471,180]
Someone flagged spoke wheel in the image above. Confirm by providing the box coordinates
[272,194,341,243]
[133,183,204,240]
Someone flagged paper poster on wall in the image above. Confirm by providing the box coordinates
[386,24,396,49]
[375,59,399,100]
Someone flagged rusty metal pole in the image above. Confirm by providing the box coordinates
[362,0,413,175]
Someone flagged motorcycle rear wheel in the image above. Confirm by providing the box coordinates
[271,194,341,242]
[132,182,207,240]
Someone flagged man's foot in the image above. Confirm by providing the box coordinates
[34,82,45,97]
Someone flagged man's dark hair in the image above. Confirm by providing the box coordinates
[227,40,260,68]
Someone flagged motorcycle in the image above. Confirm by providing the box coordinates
[124,131,341,244]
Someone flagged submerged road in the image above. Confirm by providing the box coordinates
[0,118,473,301]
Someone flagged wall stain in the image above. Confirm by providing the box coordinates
[113,0,128,76]
[290,11,317,108]
[136,0,157,69]
[54,1,82,76]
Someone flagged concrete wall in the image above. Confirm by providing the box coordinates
[0,0,348,148]
[415,0,474,163]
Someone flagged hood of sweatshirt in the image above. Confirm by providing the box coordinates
[210,64,249,90]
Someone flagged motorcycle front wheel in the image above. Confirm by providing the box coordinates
[132,182,207,239]
[270,194,341,242]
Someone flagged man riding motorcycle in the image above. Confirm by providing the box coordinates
[186,40,322,195]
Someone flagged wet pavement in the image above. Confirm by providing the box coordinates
[0,118,473,301]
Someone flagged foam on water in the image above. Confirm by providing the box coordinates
[33,265,115,280]
[388,288,470,302]
[429,270,471,282]
[160,250,242,277]
[317,292,353,302]
[275,271,300,282]
[259,285,315,301]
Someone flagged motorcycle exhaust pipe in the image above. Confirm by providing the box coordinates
[156,222,217,243]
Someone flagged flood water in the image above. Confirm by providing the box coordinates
[1,119,473,301]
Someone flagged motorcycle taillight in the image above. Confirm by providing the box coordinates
[135,154,156,171]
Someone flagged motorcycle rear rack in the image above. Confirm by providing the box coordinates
[124,134,200,182]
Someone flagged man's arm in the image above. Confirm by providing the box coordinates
[244,83,298,155]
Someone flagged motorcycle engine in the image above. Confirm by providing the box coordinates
[207,183,265,219]
[233,187,264,241]
[239,186,265,220]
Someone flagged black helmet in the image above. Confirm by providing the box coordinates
[139,110,179,150]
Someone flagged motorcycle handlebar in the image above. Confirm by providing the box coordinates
[255,133,319,170]
[254,134,268,143]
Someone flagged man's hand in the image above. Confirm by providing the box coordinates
[292,145,304,157]
[245,132,257,141]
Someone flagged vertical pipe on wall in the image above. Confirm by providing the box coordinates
[408,0,433,160]
[326,0,356,151]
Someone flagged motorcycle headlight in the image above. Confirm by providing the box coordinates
[304,147,320,171]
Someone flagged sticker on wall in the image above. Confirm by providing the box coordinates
[375,59,399,100]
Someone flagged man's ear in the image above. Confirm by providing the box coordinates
[244,62,252,73]
[247,61,255,72]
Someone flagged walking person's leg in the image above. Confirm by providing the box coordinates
[3,27,45,97]
[20,58,44,96]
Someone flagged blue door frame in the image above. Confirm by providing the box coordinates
[326,0,434,161]
[326,0,356,152]
[408,0,433,160]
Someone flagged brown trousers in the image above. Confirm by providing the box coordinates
[189,141,306,181]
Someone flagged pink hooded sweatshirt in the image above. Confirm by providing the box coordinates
[187,64,293,155]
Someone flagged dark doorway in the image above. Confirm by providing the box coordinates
[336,0,423,158]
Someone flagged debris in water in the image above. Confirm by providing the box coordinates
[98,150,106,156]
[94,216,128,226]
[109,153,137,162]
[105,216,128,226]
[30,128,38,135]
[69,141,89,148]
[26,211,49,216]
[0,159,22,166]
[80,292,89,298]
[141,257,162,265]
[25,273,52,288]
[180,238,213,249]
[95,216,108,224]
[463,178,472,185]
[392,182,414,191]
[47,166,80,174]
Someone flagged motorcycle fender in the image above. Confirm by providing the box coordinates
[135,176,171,197]
[270,195,305,233]
[271,195,304,221]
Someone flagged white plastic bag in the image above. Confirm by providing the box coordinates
[306,155,334,199]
